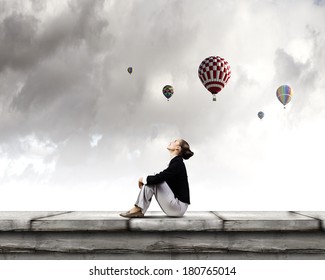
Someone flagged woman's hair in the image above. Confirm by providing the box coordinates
[178,139,194,160]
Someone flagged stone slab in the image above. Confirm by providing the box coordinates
[295,212,325,231]
[3,252,325,260]
[31,211,128,231]
[1,211,325,260]
[0,212,68,231]
[1,211,323,233]
[213,211,319,231]
[129,211,223,231]
[1,231,325,257]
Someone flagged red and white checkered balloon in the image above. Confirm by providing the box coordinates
[198,56,231,101]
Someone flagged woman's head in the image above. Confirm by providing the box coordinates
[167,139,194,160]
[178,139,194,160]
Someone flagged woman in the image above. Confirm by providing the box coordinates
[120,139,194,218]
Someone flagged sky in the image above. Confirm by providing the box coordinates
[0,0,325,211]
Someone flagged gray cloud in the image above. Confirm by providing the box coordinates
[274,48,305,83]
[0,0,110,143]
[0,12,39,71]
[0,0,109,73]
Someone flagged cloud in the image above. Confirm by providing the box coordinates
[274,49,305,83]
[0,0,109,72]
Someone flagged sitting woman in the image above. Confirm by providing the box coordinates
[120,139,194,218]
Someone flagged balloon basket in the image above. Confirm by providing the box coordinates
[212,94,216,101]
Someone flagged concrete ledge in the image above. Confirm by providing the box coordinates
[1,211,325,259]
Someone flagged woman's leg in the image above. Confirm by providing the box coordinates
[135,182,188,217]
[155,182,188,217]
[134,184,155,214]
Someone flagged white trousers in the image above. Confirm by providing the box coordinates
[135,182,188,217]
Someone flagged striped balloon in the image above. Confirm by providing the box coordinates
[162,85,174,101]
[198,56,231,101]
[276,85,293,108]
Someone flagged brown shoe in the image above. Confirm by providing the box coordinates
[120,210,144,218]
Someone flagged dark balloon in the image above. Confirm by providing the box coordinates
[258,111,264,119]
[162,85,173,101]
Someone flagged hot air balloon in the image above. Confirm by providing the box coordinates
[127,67,133,74]
[198,56,231,101]
[276,85,293,109]
[162,85,173,101]
[258,111,264,120]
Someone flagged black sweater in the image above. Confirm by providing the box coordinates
[146,156,190,204]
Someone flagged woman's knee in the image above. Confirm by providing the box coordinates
[164,205,188,217]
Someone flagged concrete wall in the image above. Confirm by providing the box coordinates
[1,211,325,259]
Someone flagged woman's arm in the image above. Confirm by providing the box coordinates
[146,158,182,185]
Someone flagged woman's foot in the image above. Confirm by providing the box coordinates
[120,206,144,218]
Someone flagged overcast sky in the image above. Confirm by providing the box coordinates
[1,0,325,211]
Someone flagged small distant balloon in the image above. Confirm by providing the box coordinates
[258,111,264,119]
[162,85,173,101]
[276,85,293,108]
[127,67,133,74]
[198,55,231,101]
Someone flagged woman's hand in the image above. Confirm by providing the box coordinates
[138,177,144,189]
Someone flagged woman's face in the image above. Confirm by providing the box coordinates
[167,139,181,152]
